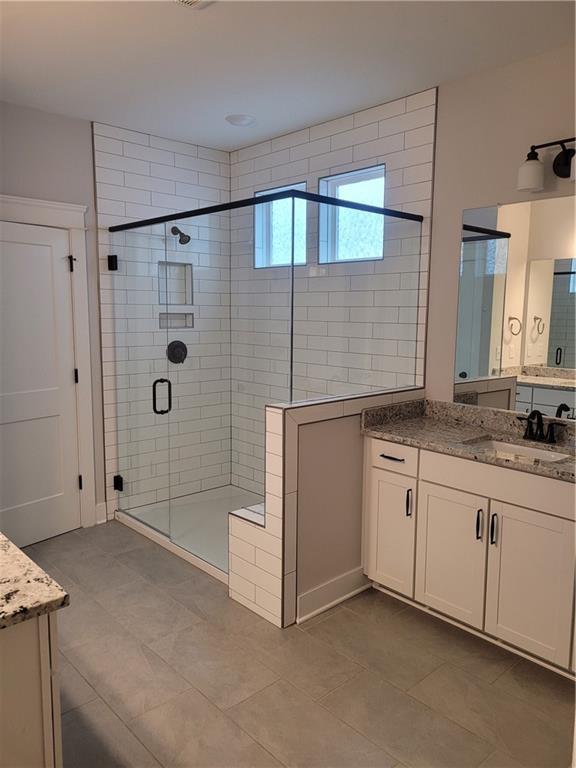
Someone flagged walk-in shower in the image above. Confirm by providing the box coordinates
[103,190,424,574]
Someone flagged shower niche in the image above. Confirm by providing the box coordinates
[105,191,424,575]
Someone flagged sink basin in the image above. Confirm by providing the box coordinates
[471,439,570,463]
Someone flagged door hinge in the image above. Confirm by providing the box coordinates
[74,368,79,383]
[68,255,76,272]
[113,474,124,492]
[108,254,118,271]
[78,475,83,490]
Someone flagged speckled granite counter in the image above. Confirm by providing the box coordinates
[0,533,69,629]
[362,399,575,483]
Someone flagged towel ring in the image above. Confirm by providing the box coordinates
[508,316,522,336]
[533,316,545,335]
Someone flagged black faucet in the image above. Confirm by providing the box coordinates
[556,403,571,418]
[517,410,545,441]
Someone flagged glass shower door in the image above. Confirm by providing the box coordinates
[107,224,171,535]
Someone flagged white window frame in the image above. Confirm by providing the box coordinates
[319,165,385,264]
[254,182,307,268]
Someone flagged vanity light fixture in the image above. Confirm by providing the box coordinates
[517,137,575,192]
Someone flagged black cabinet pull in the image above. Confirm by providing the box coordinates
[152,378,172,415]
[475,509,483,540]
[555,347,563,366]
[490,513,498,545]
[405,488,412,517]
[380,454,405,463]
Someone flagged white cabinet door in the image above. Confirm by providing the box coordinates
[485,502,575,668]
[364,468,416,597]
[415,482,488,629]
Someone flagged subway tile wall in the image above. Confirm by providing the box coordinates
[95,89,436,508]
[94,123,232,511]
[229,89,436,493]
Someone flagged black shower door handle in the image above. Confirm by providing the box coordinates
[556,347,563,366]
[152,378,172,415]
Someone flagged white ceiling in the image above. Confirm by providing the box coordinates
[1,1,573,150]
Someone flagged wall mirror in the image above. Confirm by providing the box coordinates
[454,196,576,416]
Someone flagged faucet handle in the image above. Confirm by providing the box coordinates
[516,415,534,440]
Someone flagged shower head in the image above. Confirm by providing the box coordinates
[171,226,191,245]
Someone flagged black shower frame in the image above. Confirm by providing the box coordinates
[461,224,511,243]
[108,188,424,232]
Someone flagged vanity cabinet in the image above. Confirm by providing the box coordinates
[415,483,488,629]
[485,502,574,668]
[364,468,416,597]
[363,440,575,671]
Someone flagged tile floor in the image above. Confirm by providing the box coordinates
[25,521,574,768]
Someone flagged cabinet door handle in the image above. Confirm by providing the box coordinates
[490,513,498,545]
[152,378,172,415]
[405,488,412,517]
[380,453,405,463]
[475,509,483,540]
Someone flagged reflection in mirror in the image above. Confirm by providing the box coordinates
[454,196,576,416]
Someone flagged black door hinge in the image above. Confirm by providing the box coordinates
[113,474,124,492]
[78,475,83,490]
[108,254,118,271]
[68,255,76,272]
[74,368,79,383]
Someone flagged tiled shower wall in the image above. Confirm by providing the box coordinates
[229,89,435,493]
[94,123,232,510]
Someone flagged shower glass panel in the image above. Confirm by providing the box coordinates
[455,234,509,380]
[105,224,171,537]
[106,192,421,575]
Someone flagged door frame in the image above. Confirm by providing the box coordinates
[0,194,97,529]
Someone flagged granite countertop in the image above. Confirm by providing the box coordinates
[362,399,575,483]
[0,533,69,629]
[516,375,576,391]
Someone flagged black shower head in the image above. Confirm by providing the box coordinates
[171,226,191,245]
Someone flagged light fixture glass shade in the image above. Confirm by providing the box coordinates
[517,156,544,191]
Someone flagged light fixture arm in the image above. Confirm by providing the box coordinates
[529,137,575,152]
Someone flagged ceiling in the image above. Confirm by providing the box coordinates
[1,1,573,150]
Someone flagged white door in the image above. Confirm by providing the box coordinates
[415,481,488,629]
[364,468,416,597]
[0,222,80,546]
[485,502,575,668]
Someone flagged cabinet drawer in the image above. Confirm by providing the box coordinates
[516,385,533,402]
[369,438,418,476]
[532,386,576,408]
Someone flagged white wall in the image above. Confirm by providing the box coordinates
[427,45,575,401]
[0,101,106,505]
[94,124,233,510]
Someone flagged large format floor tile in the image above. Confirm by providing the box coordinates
[321,668,493,768]
[383,605,518,683]
[491,658,576,727]
[94,578,202,644]
[305,606,444,690]
[228,679,397,768]
[242,622,363,700]
[64,631,190,722]
[54,548,142,595]
[76,520,153,556]
[409,664,573,768]
[129,687,282,768]
[149,621,279,709]
[62,698,160,768]
[58,588,125,651]
[166,573,265,634]
[58,653,98,715]
[116,544,207,586]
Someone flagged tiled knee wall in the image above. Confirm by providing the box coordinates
[228,390,426,626]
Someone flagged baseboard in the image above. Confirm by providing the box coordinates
[297,566,370,623]
[95,502,107,525]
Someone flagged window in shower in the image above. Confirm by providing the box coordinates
[254,183,307,267]
[319,165,385,263]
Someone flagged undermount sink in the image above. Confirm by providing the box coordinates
[470,439,570,463]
